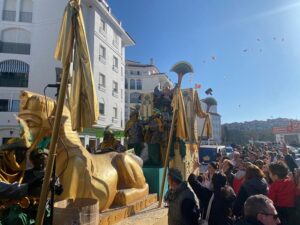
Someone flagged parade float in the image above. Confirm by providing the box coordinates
[0,1,211,224]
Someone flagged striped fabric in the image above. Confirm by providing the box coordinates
[0,60,29,73]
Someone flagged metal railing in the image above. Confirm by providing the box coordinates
[19,11,32,23]
[0,41,31,55]
[2,10,16,21]
[0,76,28,88]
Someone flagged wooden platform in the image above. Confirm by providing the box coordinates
[99,194,158,225]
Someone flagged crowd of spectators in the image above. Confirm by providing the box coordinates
[166,143,300,225]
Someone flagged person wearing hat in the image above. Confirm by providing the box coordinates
[96,126,125,154]
[144,109,164,166]
[124,109,144,156]
[166,168,199,225]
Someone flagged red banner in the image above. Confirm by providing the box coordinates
[272,121,300,134]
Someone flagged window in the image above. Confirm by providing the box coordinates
[0,99,9,112]
[113,81,118,93]
[121,89,123,100]
[113,32,119,48]
[113,107,118,118]
[99,45,106,62]
[113,56,118,71]
[0,28,31,54]
[98,73,105,89]
[2,0,17,21]
[55,67,63,82]
[0,60,29,87]
[130,79,135,89]
[130,92,141,103]
[11,100,19,112]
[100,18,106,34]
[0,99,20,112]
[99,99,105,115]
[125,78,128,89]
[137,79,142,90]
[19,0,33,23]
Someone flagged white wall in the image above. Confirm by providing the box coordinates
[1,28,31,43]
[0,0,133,144]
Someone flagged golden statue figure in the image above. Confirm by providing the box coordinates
[18,91,149,211]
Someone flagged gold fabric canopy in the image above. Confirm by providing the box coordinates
[54,0,99,132]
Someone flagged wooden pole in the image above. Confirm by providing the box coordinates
[158,90,177,207]
[35,64,70,225]
[158,73,184,208]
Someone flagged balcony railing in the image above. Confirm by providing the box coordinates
[2,10,16,21]
[0,75,28,88]
[19,11,32,23]
[0,41,31,55]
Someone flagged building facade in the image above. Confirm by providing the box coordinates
[0,0,134,146]
[125,59,173,121]
[272,121,300,145]
[197,102,222,145]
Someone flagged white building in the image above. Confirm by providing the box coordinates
[197,100,222,145]
[0,0,134,146]
[124,59,173,121]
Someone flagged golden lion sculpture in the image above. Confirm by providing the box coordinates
[18,91,149,211]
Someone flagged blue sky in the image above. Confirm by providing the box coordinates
[108,0,300,123]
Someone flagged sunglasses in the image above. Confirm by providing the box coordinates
[261,213,279,220]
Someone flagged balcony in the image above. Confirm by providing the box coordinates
[2,10,16,21]
[19,12,32,23]
[0,41,31,55]
[0,74,28,88]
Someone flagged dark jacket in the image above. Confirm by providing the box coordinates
[233,178,268,217]
[167,182,199,225]
[225,170,235,187]
[188,174,236,225]
[235,218,264,225]
[284,154,298,173]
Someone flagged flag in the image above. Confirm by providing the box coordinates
[195,83,202,89]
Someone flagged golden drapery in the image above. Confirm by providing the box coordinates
[172,88,188,140]
[0,151,26,184]
[194,91,212,138]
[54,0,99,132]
